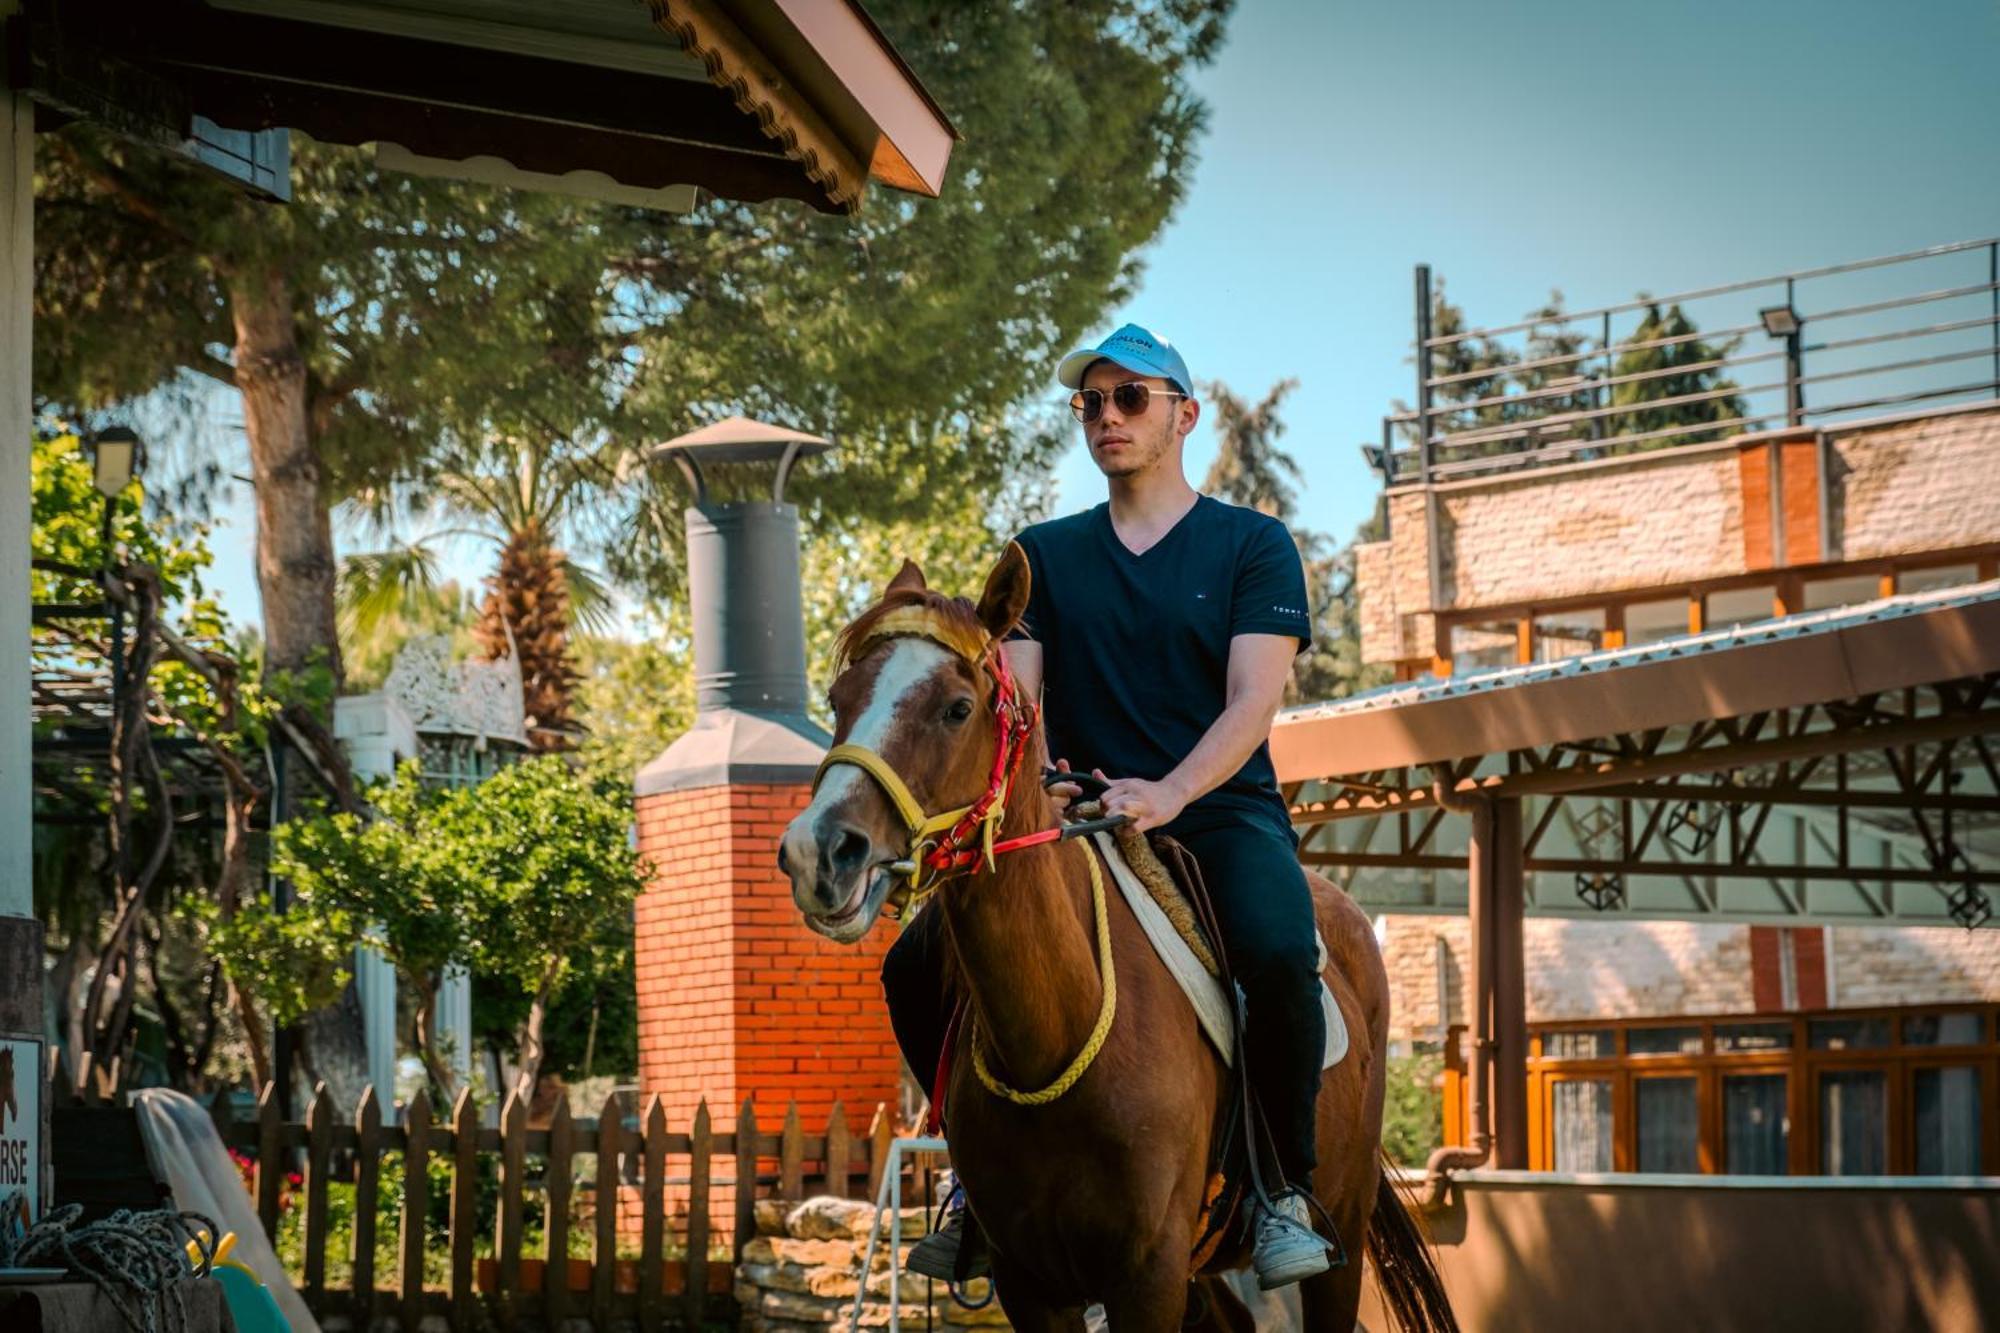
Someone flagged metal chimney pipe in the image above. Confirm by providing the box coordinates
[685,500,810,717]
[648,416,834,725]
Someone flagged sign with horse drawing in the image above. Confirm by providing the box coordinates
[0,1036,40,1224]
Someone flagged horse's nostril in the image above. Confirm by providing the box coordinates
[776,842,791,875]
[828,826,870,877]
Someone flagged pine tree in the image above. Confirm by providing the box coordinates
[1608,303,1748,446]
[1203,380,1391,704]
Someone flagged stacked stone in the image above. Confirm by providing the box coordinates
[737,1196,1010,1332]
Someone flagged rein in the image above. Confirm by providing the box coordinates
[810,609,1122,1107]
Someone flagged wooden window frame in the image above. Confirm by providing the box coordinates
[1429,542,2000,675]
[1473,1002,2000,1176]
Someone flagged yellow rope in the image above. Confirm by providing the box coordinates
[971,840,1117,1106]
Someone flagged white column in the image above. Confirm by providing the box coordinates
[437,966,472,1091]
[1,1,34,921]
[355,940,398,1104]
[1,4,43,1223]
[336,696,414,1106]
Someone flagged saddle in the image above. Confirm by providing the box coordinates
[1080,810,1349,1073]
[1073,805,1349,1275]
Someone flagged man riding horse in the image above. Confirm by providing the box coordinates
[880,325,1334,1290]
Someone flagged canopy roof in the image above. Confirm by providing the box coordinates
[1275,583,2000,928]
[19,0,957,213]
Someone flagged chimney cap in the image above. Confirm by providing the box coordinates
[647,415,834,467]
[648,416,835,505]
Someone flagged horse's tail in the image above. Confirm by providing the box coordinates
[1365,1153,1459,1333]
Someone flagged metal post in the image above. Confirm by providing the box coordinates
[102,497,124,716]
[850,1135,948,1333]
[1785,277,1804,426]
[1473,798,1529,1169]
[1990,241,1997,400]
[1414,264,1435,482]
[1597,310,1612,440]
[271,741,296,1117]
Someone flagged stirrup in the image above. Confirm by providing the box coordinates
[1252,1191,1333,1290]
[907,1191,988,1283]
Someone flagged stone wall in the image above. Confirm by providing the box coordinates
[1377,914,2000,1042]
[1438,446,1746,610]
[1355,402,2000,668]
[1831,406,2000,561]
[737,1196,1007,1333]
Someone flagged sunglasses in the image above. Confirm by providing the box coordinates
[1069,381,1190,424]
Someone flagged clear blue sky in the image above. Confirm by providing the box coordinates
[189,0,2000,628]
[1059,0,2000,542]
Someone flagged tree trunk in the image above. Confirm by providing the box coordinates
[412,973,456,1103]
[230,265,372,1104]
[230,266,342,683]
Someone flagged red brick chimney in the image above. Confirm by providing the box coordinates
[633,730,902,1133]
[632,420,903,1143]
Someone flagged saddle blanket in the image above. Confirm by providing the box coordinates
[1090,831,1349,1070]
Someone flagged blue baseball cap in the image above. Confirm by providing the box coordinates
[1056,323,1193,397]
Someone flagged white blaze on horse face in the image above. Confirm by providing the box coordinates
[798,636,951,847]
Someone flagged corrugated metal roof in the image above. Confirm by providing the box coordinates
[1281,579,2000,726]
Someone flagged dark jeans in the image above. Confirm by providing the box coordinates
[880,811,1325,1182]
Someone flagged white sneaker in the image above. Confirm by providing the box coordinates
[1251,1191,1332,1290]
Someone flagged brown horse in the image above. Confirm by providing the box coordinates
[780,547,1454,1333]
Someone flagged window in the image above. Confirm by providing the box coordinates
[1904,1013,1984,1046]
[1533,608,1607,662]
[1716,1021,1792,1053]
[1820,1071,1888,1175]
[1636,1078,1700,1173]
[1706,584,1777,630]
[1810,1016,1891,1050]
[1898,564,1979,595]
[1625,597,1689,647]
[1802,574,1881,611]
[1628,1026,1703,1057]
[1724,1074,1789,1174]
[1552,1079,1614,1172]
[1543,1029,1616,1060]
[1450,619,1520,672]
[1913,1067,1983,1175]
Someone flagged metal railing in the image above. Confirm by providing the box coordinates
[1378,238,2000,484]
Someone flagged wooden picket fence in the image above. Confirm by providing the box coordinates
[211,1079,899,1331]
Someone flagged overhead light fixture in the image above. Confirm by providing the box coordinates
[1662,798,1722,856]
[1359,443,1387,474]
[1575,871,1625,912]
[87,425,144,498]
[1759,305,1800,338]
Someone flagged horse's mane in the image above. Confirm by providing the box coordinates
[833,586,991,672]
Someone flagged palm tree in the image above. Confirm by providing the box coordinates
[340,431,621,748]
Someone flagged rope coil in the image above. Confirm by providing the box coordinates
[971,839,1118,1105]
[0,1199,222,1333]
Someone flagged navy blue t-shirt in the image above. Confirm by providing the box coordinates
[1010,495,1311,831]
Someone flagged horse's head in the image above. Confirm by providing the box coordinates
[780,544,1033,942]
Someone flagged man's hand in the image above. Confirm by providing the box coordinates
[1047,757,1084,815]
[1099,771,1189,833]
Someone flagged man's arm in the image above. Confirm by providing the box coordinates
[1002,639,1042,700]
[1099,633,1296,832]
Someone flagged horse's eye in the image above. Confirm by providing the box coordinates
[944,698,975,725]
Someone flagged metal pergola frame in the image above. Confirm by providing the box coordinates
[1272,584,2000,1178]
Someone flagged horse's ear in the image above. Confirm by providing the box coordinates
[886,559,927,595]
[976,542,1032,639]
